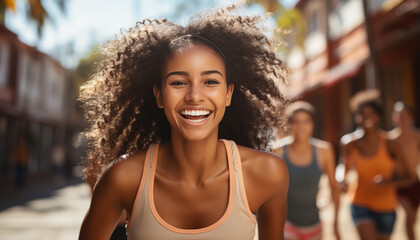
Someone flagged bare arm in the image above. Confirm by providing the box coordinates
[338,140,354,192]
[385,139,417,188]
[79,167,126,239]
[79,155,143,240]
[257,155,289,240]
[319,143,340,239]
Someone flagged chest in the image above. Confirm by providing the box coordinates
[153,171,230,229]
[355,139,380,157]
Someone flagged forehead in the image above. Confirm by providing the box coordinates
[163,44,226,71]
[290,110,313,121]
[360,105,378,115]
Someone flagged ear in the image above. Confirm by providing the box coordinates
[226,84,234,107]
[153,86,164,109]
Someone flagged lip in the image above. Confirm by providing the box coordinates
[177,108,213,127]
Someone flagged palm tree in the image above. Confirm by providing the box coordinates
[0,0,66,37]
[247,0,306,49]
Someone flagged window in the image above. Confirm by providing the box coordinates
[0,42,10,87]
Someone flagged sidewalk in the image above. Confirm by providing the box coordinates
[0,174,419,239]
[0,178,91,240]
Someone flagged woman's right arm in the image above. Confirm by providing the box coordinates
[79,155,143,239]
[338,140,353,192]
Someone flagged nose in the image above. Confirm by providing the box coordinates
[185,83,204,103]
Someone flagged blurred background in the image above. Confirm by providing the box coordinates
[0,0,419,239]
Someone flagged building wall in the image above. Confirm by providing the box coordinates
[0,25,82,181]
[285,0,420,150]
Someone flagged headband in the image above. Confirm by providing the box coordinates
[176,34,228,64]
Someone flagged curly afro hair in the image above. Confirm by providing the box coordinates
[79,4,289,178]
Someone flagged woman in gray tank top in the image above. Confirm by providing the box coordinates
[273,101,341,240]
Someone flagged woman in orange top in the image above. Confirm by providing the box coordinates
[78,4,289,240]
[340,94,414,240]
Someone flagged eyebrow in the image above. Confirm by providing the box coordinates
[166,70,224,79]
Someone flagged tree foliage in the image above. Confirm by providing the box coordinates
[0,0,66,37]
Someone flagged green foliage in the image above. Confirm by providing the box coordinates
[74,45,105,91]
[1,0,66,37]
[247,0,306,52]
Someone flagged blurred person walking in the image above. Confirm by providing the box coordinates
[388,101,420,240]
[273,101,340,240]
[339,91,415,240]
[52,143,66,185]
[14,135,29,190]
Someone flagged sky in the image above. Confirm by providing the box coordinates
[5,0,298,68]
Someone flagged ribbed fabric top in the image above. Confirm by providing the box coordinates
[127,140,257,240]
[283,141,322,226]
[348,137,396,211]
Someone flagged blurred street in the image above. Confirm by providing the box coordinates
[0,179,90,240]
[0,0,419,239]
[0,175,419,240]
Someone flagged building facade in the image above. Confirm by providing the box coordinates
[0,25,83,182]
[286,0,420,147]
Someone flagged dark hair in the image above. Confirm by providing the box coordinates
[393,101,414,116]
[285,101,315,122]
[357,100,383,116]
[79,4,288,178]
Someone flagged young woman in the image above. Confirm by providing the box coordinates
[389,102,420,240]
[79,5,289,240]
[273,101,340,240]
[340,94,414,240]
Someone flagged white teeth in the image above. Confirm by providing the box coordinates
[180,110,210,116]
[185,118,207,123]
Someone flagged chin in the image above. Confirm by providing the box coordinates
[178,129,216,142]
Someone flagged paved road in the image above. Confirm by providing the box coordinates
[0,180,91,240]
[0,176,419,240]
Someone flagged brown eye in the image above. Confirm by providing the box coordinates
[205,79,220,85]
[169,81,186,86]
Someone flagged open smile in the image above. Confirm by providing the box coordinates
[179,109,212,123]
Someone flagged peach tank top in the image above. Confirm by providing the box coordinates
[127,140,257,240]
[348,137,397,211]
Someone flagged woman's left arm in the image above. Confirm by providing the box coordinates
[386,139,417,187]
[256,154,289,240]
[319,144,341,240]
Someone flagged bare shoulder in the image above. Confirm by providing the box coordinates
[237,145,288,187]
[387,128,399,140]
[340,129,363,146]
[93,149,148,210]
[272,136,293,155]
[312,138,333,152]
[412,128,420,139]
[98,150,147,188]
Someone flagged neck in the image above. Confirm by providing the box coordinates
[290,136,312,150]
[362,128,379,141]
[168,130,222,185]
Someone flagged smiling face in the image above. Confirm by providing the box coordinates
[357,105,380,130]
[393,108,414,128]
[154,44,234,141]
[290,111,314,141]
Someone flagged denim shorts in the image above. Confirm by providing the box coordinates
[350,205,396,236]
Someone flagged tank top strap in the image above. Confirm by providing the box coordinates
[378,136,393,160]
[221,140,257,224]
[282,145,289,162]
[310,142,320,169]
[126,144,155,231]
